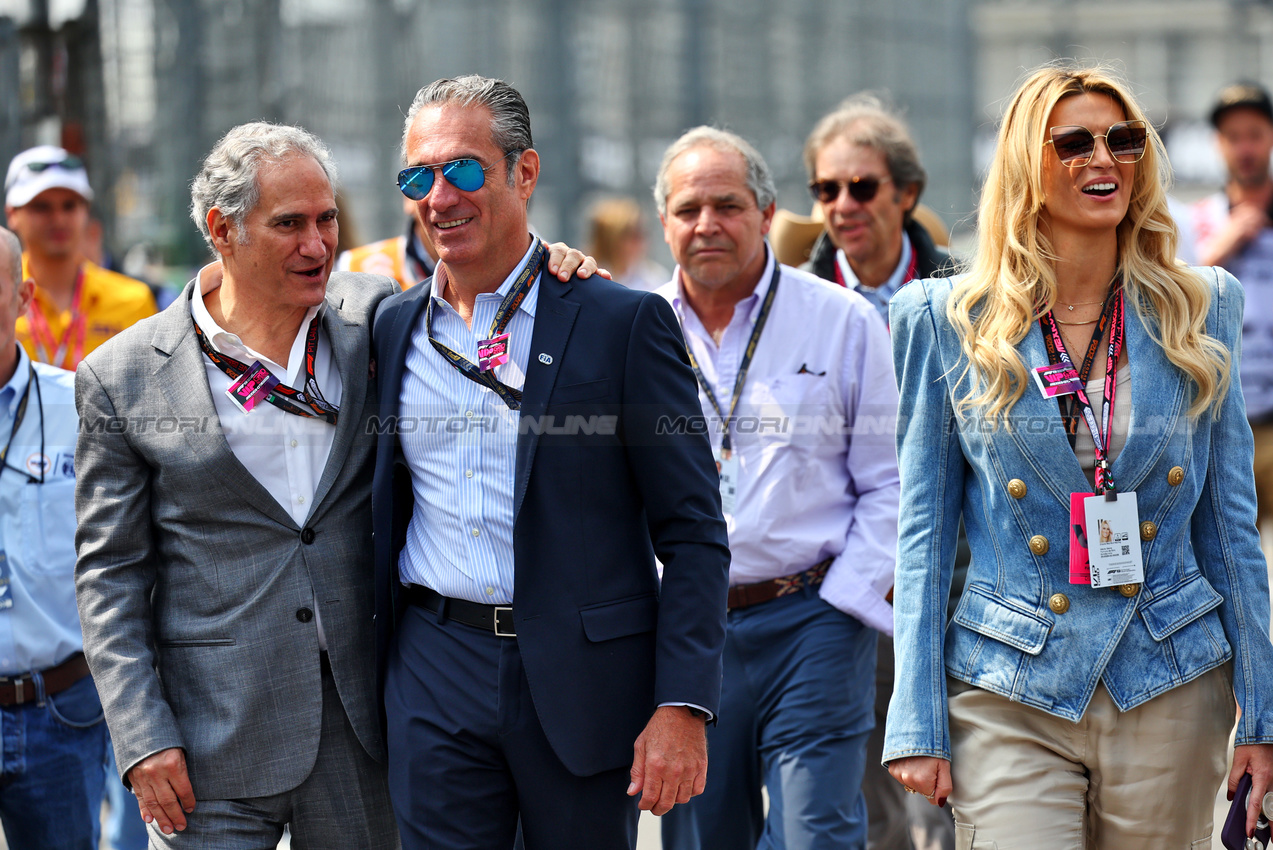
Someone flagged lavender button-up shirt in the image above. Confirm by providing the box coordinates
[656,248,901,633]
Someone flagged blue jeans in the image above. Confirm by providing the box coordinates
[0,673,108,849]
[105,739,150,850]
[662,584,877,850]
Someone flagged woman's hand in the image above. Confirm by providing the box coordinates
[887,756,953,807]
[1229,744,1273,836]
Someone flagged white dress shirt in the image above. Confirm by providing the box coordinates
[657,249,902,633]
[397,239,540,604]
[190,263,342,647]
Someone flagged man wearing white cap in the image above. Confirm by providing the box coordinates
[5,146,155,370]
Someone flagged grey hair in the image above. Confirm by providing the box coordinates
[653,127,777,216]
[401,75,532,186]
[190,122,338,251]
[803,93,926,214]
[0,227,19,292]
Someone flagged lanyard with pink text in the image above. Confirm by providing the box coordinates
[1040,289,1125,495]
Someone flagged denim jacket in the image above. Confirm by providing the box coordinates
[882,267,1273,764]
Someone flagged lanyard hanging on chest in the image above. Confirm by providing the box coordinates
[426,241,546,412]
[194,315,339,425]
[686,264,781,457]
[27,269,87,369]
[0,362,38,470]
[1039,289,1125,495]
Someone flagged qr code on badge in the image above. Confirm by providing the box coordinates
[1121,545,1130,555]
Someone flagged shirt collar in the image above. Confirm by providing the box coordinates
[835,231,912,296]
[433,236,542,319]
[671,243,777,327]
[0,345,32,422]
[189,262,325,375]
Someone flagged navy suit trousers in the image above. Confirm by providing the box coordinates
[386,603,638,850]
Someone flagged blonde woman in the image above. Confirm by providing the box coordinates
[883,64,1273,848]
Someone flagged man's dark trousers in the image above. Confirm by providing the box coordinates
[386,603,638,850]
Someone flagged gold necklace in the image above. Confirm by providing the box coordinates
[1053,316,1100,326]
[1061,299,1106,312]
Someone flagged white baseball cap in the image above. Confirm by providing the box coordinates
[5,145,94,208]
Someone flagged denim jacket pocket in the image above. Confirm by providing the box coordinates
[952,585,1052,655]
[1139,573,1224,641]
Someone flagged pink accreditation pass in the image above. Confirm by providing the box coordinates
[1068,492,1093,584]
[226,360,279,414]
[477,332,510,372]
[1033,362,1083,398]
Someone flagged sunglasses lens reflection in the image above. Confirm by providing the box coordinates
[1051,128,1096,164]
[398,159,490,200]
[398,167,435,200]
[1107,123,1148,161]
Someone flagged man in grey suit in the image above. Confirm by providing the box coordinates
[73,122,399,847]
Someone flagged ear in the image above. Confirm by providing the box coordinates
[15,277,33,315]
[514,149,540,201]
[899,183,920,217]
[207,207,235,258]
[758,201,776,237]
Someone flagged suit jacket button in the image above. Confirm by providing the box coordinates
[1118,583,1140,598]
[1139,521,1157,541]
[1167,466,1184,486]
[301,528,316,544]
[1029,534,1049,556]
[1048,593,1070,614]
[296,607,313,623]
[1008,479,1027,499]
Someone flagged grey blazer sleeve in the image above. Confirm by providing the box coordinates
[74,359,185,780]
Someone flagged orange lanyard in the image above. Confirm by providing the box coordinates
[27,270,87,369]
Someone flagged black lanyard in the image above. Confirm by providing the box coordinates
[685,262,781,456]
[1040,288,1125,494]
[1,360,44,484]
[426,241,546,411]
[194,315,339,425]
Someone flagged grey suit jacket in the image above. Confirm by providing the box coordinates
[74,271,396,799]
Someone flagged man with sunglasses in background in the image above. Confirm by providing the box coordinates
[801,95,950,324]
[1190,83,1273,537]
[5,146,155,371]
[653,126,899,850]
[371,75,729,850]
[0,223,106,849]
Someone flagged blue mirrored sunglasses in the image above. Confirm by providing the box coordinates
[396,151,520,201]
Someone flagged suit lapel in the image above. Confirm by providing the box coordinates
[514,275,579,523]
[311,290,366,511]
[152,283,297,527]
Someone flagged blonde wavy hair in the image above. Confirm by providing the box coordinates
[950,64,1229,425]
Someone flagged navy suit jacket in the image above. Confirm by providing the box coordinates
[370,267,730,777]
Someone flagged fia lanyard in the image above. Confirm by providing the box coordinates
[685,262,782,456]
[1040,289,1125,494]
[194,316,339,425]
[27,269,87,369]
[0,361,44,484]
[426,241,546,411]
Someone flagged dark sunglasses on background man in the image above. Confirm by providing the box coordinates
[808,174,893,205]
[397,151,521,201]
[1045,120,1148,167]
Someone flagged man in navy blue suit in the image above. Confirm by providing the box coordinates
[369,75,731,850]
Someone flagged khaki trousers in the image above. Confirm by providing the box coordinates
[1251,422,1273,531]
[946,664,1234,850]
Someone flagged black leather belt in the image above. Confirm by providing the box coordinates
[405,585,517,637]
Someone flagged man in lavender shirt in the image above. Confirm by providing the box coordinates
[654,126,900,850]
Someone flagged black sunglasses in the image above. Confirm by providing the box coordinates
[1045,120,1148,167]
[808,175,893,204]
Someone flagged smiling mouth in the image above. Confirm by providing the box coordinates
[1083,182,1117,197]
[295,265,325,278]
[436,218,473,230]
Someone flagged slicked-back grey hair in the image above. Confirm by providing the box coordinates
[0,227,20,293]
[190,122,338,251]
[803,93,926,216]
[401,75,532,186]
[653,127,776,217]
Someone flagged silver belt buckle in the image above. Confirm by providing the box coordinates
[493,607,516,637]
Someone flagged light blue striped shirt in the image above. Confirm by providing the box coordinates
[398,239,540,604]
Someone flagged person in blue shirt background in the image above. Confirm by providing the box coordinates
[0,223,107,848]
